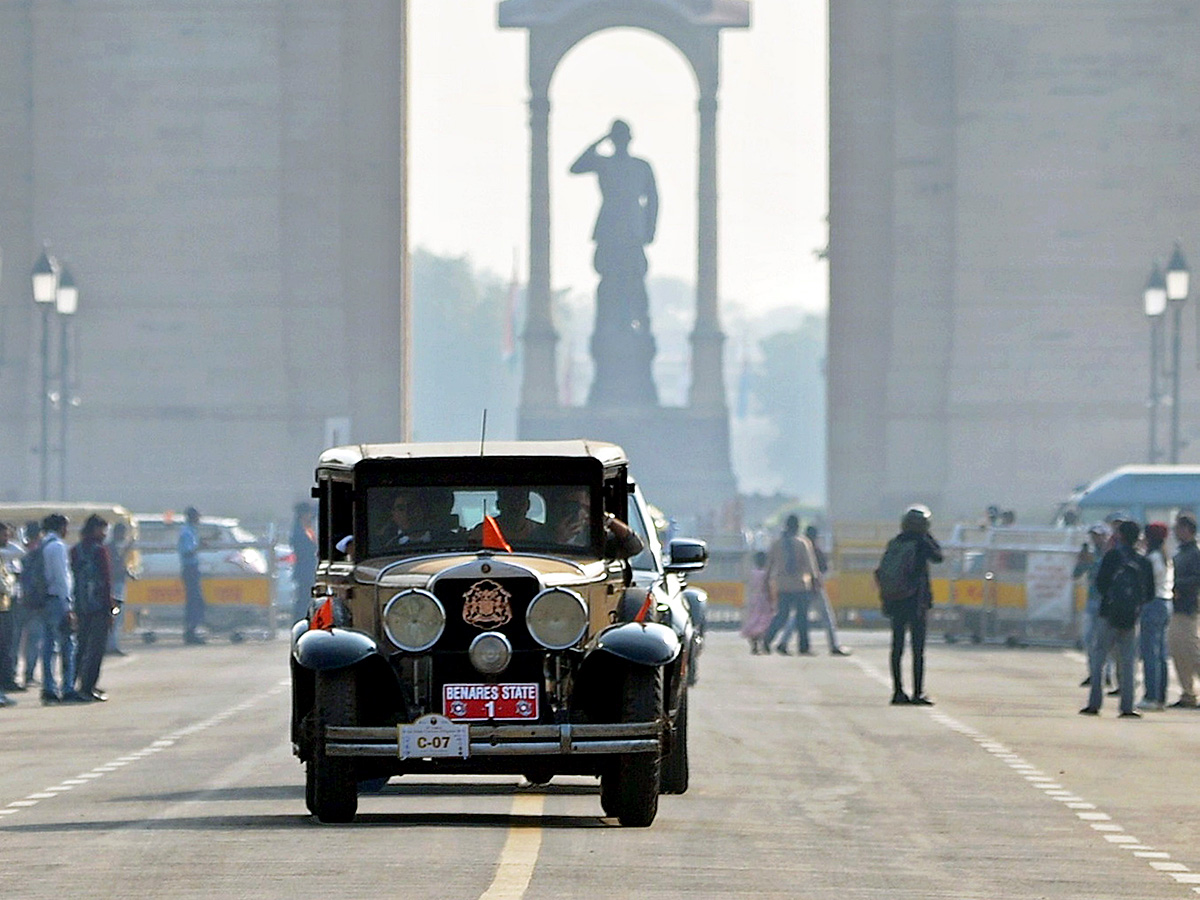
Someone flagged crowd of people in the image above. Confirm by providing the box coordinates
[1076,512,1200,718]
[741,502,1200,718]
[740,505,944,706]
[0,513,134,708]
[740,514,852,660]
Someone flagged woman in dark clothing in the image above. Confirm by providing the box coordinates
[882,505,943,705]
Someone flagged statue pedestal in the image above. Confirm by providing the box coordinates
[518,404,738,531]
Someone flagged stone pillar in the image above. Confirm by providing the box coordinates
[520,83,558,410]
[689,89,726,412]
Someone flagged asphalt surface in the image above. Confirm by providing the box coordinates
[3,628,1200,899]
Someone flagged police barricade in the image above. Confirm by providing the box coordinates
[936,524,1087,646]
[825,521,895,627]
[826,521,1087,644]
[125,515,276,643]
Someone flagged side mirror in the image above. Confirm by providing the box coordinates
[665,538,707,573]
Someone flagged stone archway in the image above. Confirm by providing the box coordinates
[500,0,750,414]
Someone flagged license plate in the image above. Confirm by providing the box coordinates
[443,683,540,721]
[399,714,470,759]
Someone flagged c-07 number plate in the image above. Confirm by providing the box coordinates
[399,714,470,759]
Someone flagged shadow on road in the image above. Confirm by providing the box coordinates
[0,810,607,832]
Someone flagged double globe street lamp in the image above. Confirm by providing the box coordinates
[31,248,80,499]
[1144,242,1191,464]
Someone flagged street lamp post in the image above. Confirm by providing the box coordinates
[1145,261,1167,463]
[31,248,59,498]
[55,264,78,500]
[1166,242,1191,464]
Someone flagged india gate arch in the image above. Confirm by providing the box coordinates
[499,0,749,526]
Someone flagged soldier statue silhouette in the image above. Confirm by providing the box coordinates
[571,120,660,407]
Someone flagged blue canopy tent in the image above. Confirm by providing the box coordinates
[1066,465,1200,523]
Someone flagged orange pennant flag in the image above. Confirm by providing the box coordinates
[482,514,512,552]
[310,597,334,631]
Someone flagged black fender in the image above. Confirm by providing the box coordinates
[293,627,378,671]
[590,621,680,667]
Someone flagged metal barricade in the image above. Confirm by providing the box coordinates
[938,524,1087,646]
[124,535,277,643]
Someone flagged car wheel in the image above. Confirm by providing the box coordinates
[599,664,661,827]
[304,756,317,814]
[310,669,358,823]
[660,690,688,795]
[523,772,553,786]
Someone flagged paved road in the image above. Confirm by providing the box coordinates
[3,630,1200,899]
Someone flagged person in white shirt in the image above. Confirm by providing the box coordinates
[38,513,82,704]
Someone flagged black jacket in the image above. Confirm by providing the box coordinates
[890,531,943,611]
[1173,539,1200,616]
[1095,545,1154,623]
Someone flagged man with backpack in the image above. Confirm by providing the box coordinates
[876,505,943,705]
[1081,519,1154,718]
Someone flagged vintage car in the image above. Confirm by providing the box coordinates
[290,440,707,826]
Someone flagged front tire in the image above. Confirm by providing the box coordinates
[599,665,662,827]
[309,669,358,823]
[661,690,689,795]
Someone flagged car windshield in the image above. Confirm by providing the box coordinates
[364,483,595,558]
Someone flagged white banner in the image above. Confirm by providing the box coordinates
[1024,551,1076,623]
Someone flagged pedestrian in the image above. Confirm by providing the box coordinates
[290,501,318,623]
[805,525,851,656]
[71,514,113,703]
[0,523,21,694]
[105,521,133,656]
[178,506,208,644]
[1168,512,1200,708]
[761,515,819,655]
[37,513,83,704]
[876,505,943,705]
[15,520,44,689]
[1074,524,1115,689]
[1080,519,1153,717]
[0,523,17,707]
[1137,522,1173,711]
[739,551,774,654]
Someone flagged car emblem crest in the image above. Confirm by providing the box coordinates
[462,579,513,629]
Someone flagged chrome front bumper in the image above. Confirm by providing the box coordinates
[325,721,661,758]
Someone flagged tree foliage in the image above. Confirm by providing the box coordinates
[411,249,519,441]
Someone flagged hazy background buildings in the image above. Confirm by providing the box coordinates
[830,1,1200,526]
[4,0,1197,532]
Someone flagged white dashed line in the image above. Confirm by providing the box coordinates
[0,677,290,820]
[852,656,1200,896]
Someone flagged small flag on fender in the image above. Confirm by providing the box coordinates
[482,515,512,552]
[310,598,334,631]
[634,590,655,623]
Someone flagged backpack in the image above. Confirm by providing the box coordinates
[875,536,920,612]
[1103,553,1146,629]
[19,544,48,610]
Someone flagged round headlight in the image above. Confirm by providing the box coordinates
[526,588,588,650]
[383,589,445,652]
[469,632,512,674]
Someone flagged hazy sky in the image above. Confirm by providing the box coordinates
[409,0,828,317]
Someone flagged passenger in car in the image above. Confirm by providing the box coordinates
[469,487,540,544]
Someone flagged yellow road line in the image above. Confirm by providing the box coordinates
[479,792,545,900]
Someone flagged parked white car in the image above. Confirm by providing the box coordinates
[132,514,269,578]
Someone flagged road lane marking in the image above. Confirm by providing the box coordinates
[852,656,1200,897]
[478,792,545,900]
[0,678,289,821]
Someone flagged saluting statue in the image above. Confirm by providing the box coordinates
[570,120,660,407]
